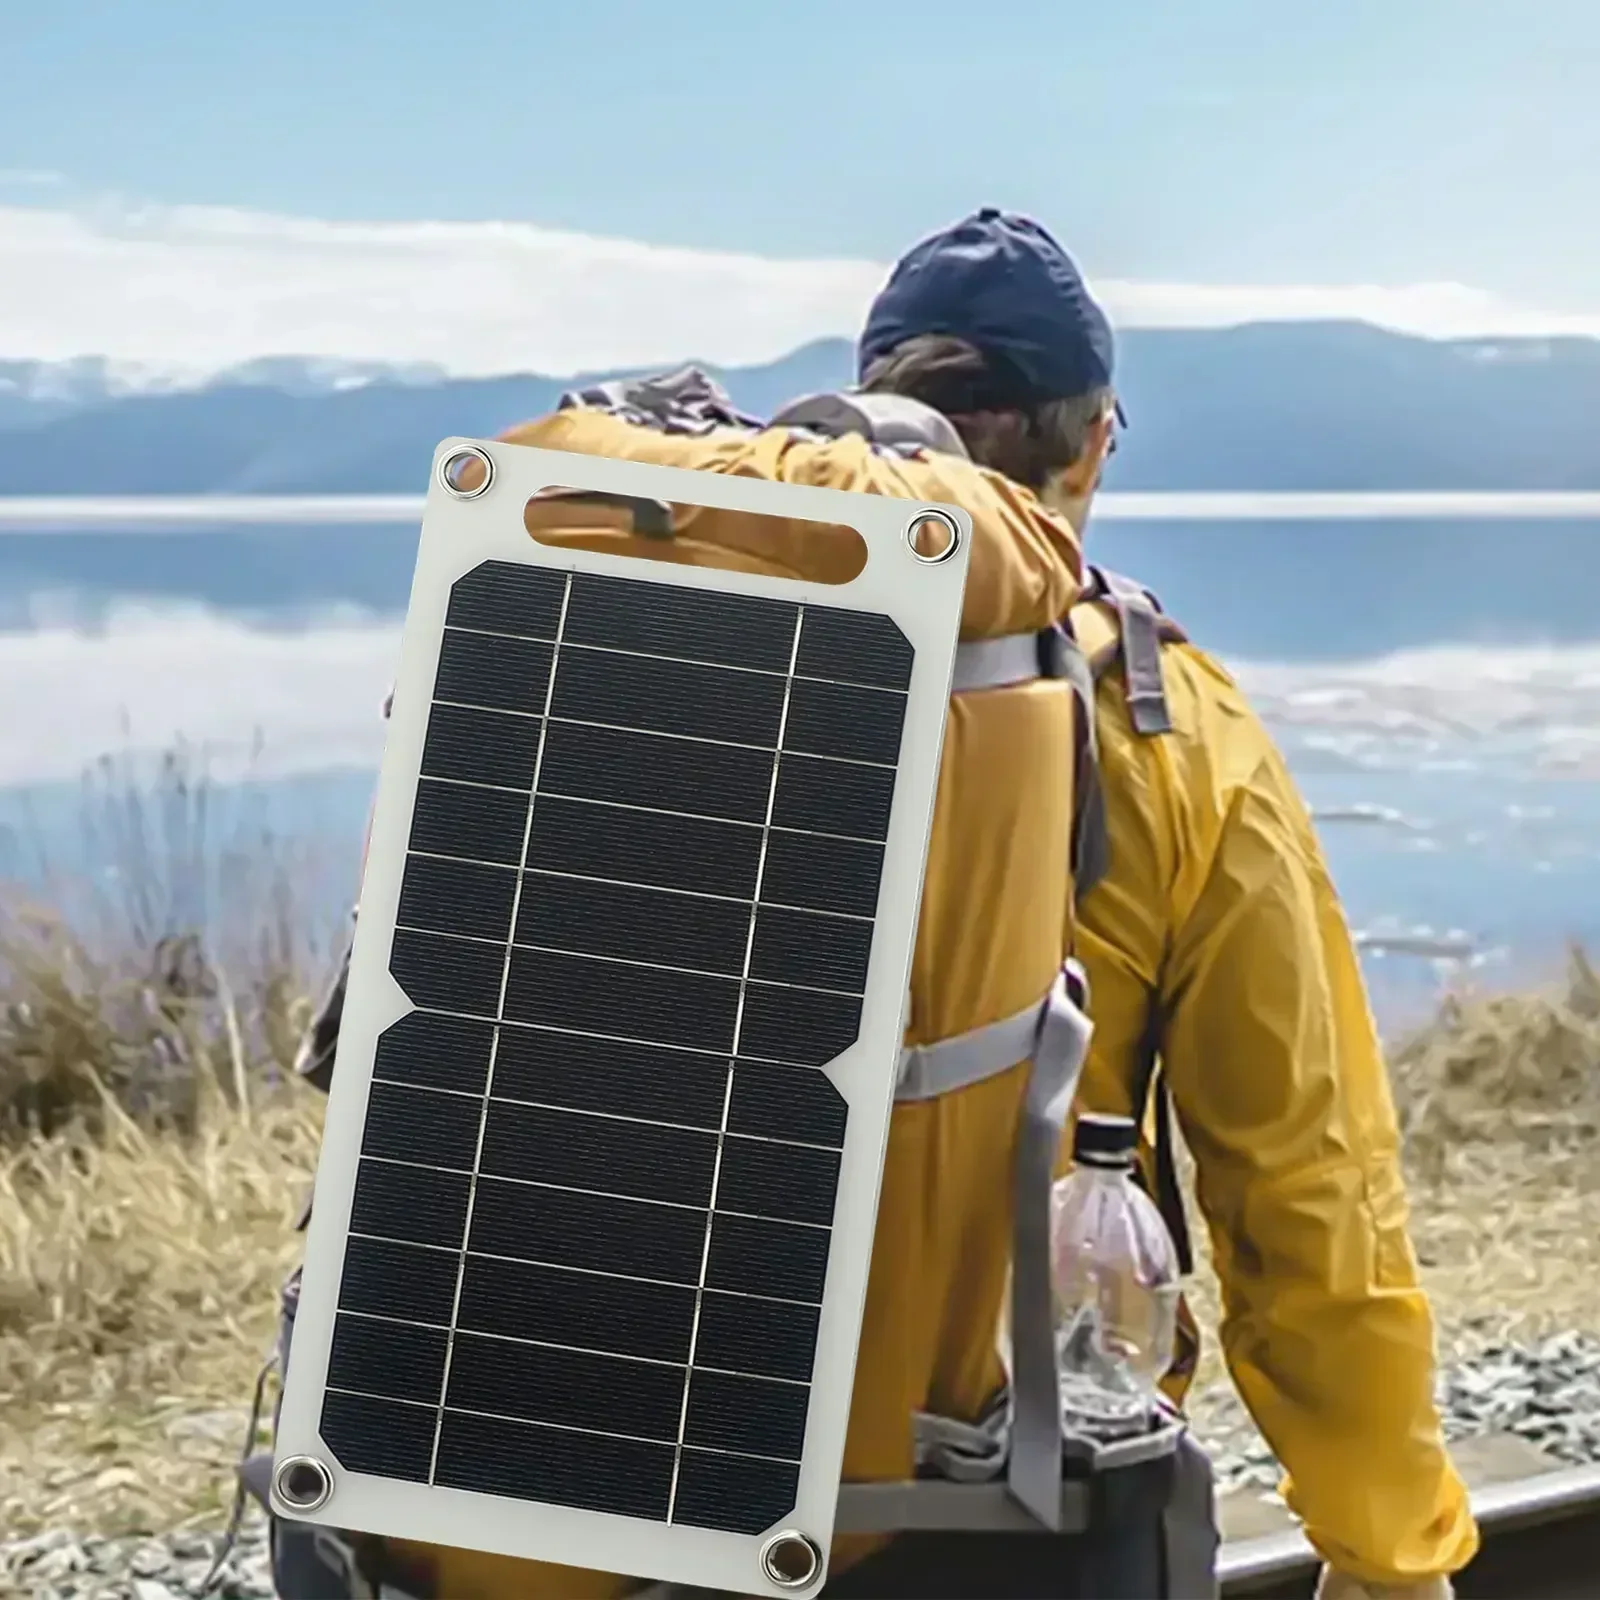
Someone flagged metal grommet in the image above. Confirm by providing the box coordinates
[760,1530,822,1590]
[439,446,494,499]
[272,1454,334,1514]
[906,508,960,564]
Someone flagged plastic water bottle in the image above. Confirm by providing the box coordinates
[1050,1112,1181,1441]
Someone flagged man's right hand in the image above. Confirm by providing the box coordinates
[1315,1567,1455,1600]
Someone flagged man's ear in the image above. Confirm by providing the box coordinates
[1059,409,1114,498]
[1038,408,1115,530]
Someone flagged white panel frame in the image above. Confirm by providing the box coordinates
[273,436,974,1597]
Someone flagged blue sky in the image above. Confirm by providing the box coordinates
[0,0,1596,375]
[2,0,1595,304]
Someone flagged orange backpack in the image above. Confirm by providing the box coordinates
[251,370,1165,1600]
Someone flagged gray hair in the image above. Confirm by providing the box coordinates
[857,334,1112,490]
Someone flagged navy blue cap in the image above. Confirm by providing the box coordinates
[858,208,1118,413]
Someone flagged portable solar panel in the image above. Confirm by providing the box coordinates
[271,436,973,1596]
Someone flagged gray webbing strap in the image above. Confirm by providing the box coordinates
[895,993,1047,1101]
[1008,960,1093,1529]
[834,1411,1191,1538]
[769,390,970,460]
[1058,629,1111,897]
[913,1398,1010,1482]
[834,1477,1093,1536]
[1162,1431,1223,1599]
[891,967,1092,1530]
[951,631,1043,693]
[1087,567,1180,736]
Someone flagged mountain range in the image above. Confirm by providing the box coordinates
[1,321,1599,495]
[3,322,1600,661]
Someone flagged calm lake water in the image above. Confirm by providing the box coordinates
[2,497,1596,1027]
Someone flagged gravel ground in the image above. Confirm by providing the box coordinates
[0,1523,271,1600]
[9,1333,1600,1600]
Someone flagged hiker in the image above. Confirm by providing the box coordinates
[250,300,1213,1590]
[846,210,1478,1600]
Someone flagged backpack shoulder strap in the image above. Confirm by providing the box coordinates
[1080,565,1187,735]
[1066,569,1195,1276]
[769,390,970,460]
[1059,566,1187,895]
[1056,631,1110,901]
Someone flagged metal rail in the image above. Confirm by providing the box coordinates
[1220,1461,1600,1594]
[3,490,1600,532]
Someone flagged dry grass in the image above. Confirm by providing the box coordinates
[1390,949,1600,1353]
[0,1095,320,1539]
[0,751,339,1539]
[2,755,1599,1539]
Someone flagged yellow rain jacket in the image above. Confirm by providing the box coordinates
[1066,580,1478,1589]
[374,377,1088,1599]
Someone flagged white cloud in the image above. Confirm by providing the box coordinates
[2,197,1599,382]
[0,200,883,381]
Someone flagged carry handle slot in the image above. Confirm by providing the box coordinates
[524,486,678,542]
[522,482,871,586]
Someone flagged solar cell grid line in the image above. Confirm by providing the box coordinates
[423,569,574,1489]
[666,601,804,1526]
